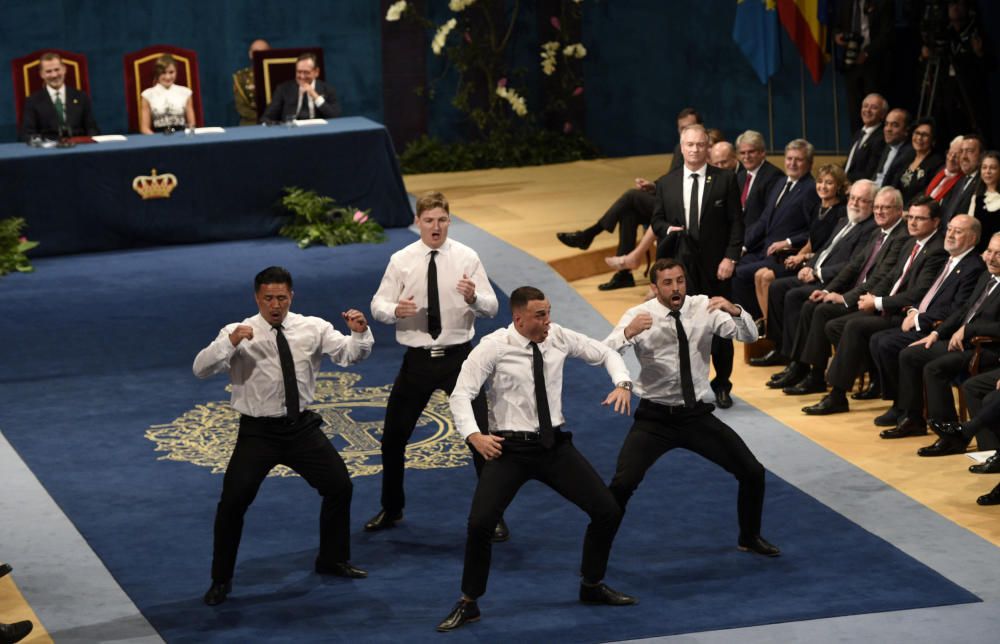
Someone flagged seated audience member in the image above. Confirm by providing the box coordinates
[140,55,195,134]
[844,93,888,182]
[735,129,784,230]
[925,136,965,203]
[885,232,1000,439]
[556,108,702,290]
[751,164,848,334]
[709,141,738,172]
[233,39,270,126]
[769,187,908,393]
[262,53,341,123]
[732,139,820,320]
[896,117,943,204]
[20,52,99,141]
[753,180,877,368]
[872,108,912,188]
[869,214,985,427]
[941,134,985,223]
[968,151,1000,244]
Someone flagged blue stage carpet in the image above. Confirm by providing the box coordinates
[0,233,979,642]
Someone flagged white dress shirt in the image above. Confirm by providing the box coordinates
[450,323,632,439]
[912,247,974,331]
[604,295,757,406]
[876,231,936,309]
[683,164,708,227]
[874,142,902,187]
[845,124,878,171]
[46,85,65,106]
[141,83,192,129]
[371,238,498,348]
[193,311,373,418]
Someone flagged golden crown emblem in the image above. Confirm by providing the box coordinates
[132,168,178,200]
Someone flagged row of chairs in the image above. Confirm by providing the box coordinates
[10,44,326,133]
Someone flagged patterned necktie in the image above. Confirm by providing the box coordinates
[427,250,442,339]
[669,311,697,407]
[890,243,921,296]
[530,342,555,448]
[964,277,999,325]
[917,259,953,313]
[688,173,700,240]
[855,232,887,287]
[54,93,65,126]
[273,325,300,421]
[740,171,752,207]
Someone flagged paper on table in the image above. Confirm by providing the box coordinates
[194,127,226,134]
[92,135,128,142]
[966,450,997,464]
[292,118,328,127]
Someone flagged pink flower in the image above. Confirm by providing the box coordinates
[464,31,472,44]
[497,77,507,88]
[550,16,561,30]
[572,86,584,96]
[353,210,369,224]
[563,121,573,134]
[18,236,27,243]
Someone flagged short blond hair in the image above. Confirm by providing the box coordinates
[415,191,450,217]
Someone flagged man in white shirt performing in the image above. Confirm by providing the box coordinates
[437,286,636,632]
[604,259,779,558]
[193,266,373,606]
[367,192,505,538]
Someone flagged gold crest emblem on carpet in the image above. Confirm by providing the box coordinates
[145,372,471,477]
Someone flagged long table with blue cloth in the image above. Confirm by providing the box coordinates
[0,117,413,257]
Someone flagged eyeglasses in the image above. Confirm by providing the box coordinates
[873,205,898,212]
[905,215,932,222]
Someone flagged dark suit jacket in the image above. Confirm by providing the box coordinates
[20,86,99,140]
[915,252,986,329]
[651,164,742,295]
[941,172,981,223]
[938,272,1000,339]
[825,219,908,306]
[873,142,912,186]
[835,0,894,62]
[872,232,948,314]
[743,174,820,254]
[737,160,784,230]
[262,79,341,122]
[811,214,878,283]
[896,151,944,205]
[845,124,886,182]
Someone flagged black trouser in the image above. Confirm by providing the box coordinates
[597,188,655,256]
[766,279,819,356]
[380,344,488,514]
[211,411,352,582]
[960,369,1000,451]
[461,432,622,599]
[608,400,766,540]
[870,328,926,402]
[824,311,896,391]
[792,300,853,368]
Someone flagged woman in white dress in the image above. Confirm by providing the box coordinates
[969,151,1000,252]
[139,54,195,134]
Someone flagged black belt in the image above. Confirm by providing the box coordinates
[490,428,563,441]
[639,399,698,414]
[408,342,470,358]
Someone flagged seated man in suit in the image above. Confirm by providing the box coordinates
[735,130,784,231]
[844,93,888,182]
[732,139,820,320]
[20,52,99,141]
[925,136,965,203]
[709,141,738,172]
[872,108,912,188]
[262,52,341,122]
[941,134,985,225]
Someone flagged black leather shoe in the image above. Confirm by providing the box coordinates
[750,350,788,367]
[203,580,232,606]
[556,230,595,250]
[598,271,635,291]
[315,561,368,578]
[491,517,510,543]
[364,509,402,531]
[768,364,809,389]
[0,563,10,580]
[783,375,826,395]
[851,381,881,400]
[579,582,638,605]
[436,599,480,632]
[976,483,1000,505]
[879,417,927,439]
[738,535,781,557]
[803,394,849,415]
[0,620,33,644]
[929,419,970,440]
[970,452,1000,474]
[874,407,903,427]
[917,436,969,457]
[714,389,734,409]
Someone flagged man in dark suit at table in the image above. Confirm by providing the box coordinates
[651,123,743,408]
[20,52,99,141]
[261,53,341,123]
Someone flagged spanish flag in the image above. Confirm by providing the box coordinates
[776,0,828,83]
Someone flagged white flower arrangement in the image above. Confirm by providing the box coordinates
[563,43,587,59]
[496,85,528,117]
[540,41,560,76]
[432,18,458,55]
[385,0,407,21]
[449,0,477,10]
[984,191,1000,213]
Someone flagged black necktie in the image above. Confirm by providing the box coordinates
[775,179,792,207]
[427,250,442,339]
[296,93,310,119]
[669,311,697,407]
[273,325,300,421]
[530,342,555,448]
[688,173,700,240]
[964,278,998,325]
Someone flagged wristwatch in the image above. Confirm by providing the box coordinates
[616,381,633,391]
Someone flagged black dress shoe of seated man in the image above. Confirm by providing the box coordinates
[917,435,969,457]
[750,350,788,367]
[0,620,33,644]
[437,598,480,632]
[315,561,368,578]
[768,363,808,389]
[977,482,1000,505]
[0,563,11,580]
[579,581,638,605]
[738,535,781,557]
[204,580,232,606]
[929,419,972,440]
[803,393,849,415]
[491,517,510,543]
[598,270,635,291]
[364,509,402,531]
[556,230,595,250]
[851,381,881,400]
[783,374,826,395]
[970,452,1000,474]
[879,417,927,439]
[874,406,903,427]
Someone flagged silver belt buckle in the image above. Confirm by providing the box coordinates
[429,346,445,358]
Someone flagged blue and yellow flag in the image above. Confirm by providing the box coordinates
[732,0,781,85]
